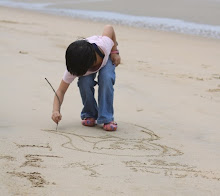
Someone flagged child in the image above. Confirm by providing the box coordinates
[51,25,121,131]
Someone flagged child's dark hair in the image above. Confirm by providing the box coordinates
[65,40,97,76]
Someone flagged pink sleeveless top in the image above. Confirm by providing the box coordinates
[62,36,114,84]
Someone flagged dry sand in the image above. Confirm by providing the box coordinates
[0,6,220,196]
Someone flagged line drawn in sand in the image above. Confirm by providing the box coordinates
[7,171,51,187]
[0,155,16,161]
[6,144,60,187]
[43,123,183,157]
[20,154,62,168]
[123,159,220,181]
[64,161,103,177]
[43,122,220,181]
[7,154,60,187]
[14,143,52,151]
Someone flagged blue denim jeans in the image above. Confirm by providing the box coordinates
[77,57,115,124]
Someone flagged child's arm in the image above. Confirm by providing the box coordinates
[51,80,70,124]
[102,25,121,66]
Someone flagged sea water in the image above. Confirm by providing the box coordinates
[0,0,220,39]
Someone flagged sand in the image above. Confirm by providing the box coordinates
[0,6,220,196]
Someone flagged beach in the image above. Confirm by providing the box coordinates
[4,0,220,26]
[1,0,220,39]
[1,4,220,196]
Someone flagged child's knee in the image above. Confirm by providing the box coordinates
[78,76,97,89]
[98,72,115,86]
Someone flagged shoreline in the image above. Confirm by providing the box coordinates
[1,5,220,43]
[5,0,220,26]
[1,0,220,40]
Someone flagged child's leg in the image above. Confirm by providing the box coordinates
[97,57,116,124]
[78,73,98,120]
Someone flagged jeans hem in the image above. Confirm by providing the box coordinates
[97,118,114,124]
[81,115,97,120]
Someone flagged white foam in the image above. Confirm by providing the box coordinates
[1,0,220,39]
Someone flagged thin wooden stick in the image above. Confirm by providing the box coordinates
[45,78,61,130]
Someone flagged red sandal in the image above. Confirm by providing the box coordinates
[82,118,96,127]
[103,121,117,131]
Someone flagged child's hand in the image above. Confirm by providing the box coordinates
[52,111,62,124]
[111,54,121,66]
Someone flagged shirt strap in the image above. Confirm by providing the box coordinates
[92,43,105,59]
